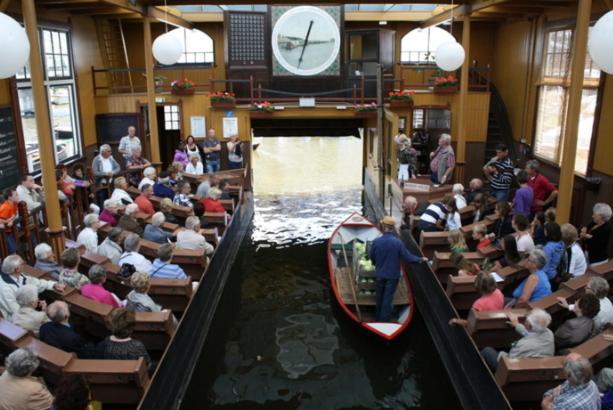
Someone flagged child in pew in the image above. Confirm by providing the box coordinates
[450,252,481,277]
[449,272,505,327]
[472,224,492,251]
[445,200,462,231]
[448,230,468,254]
[58,248,90,290]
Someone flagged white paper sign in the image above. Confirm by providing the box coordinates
[223,116,239,139]
[490,272,504,283]
[190,116,205,138]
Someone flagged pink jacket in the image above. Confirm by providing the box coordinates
[81,283,120,308]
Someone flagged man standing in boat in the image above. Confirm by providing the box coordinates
[369,216,427,322]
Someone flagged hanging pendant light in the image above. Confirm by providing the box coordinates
[152,33,182,65]
[434,0,465,72]
[0,12,30,79]
[588,10,613,74]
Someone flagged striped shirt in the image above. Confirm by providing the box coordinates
[487,156,514,190]
[420,202,448,225]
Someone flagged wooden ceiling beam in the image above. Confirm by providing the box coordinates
[147,5,193,29]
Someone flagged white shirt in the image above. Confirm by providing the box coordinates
[110,188,134,204]
[516,232,535,254]
[16,185,42,211]
[118,251,153,273]
[185,162,204,175]
[77,227,98,253]
[454,194,467,210]
[119,136,141,157]
[568,242,588,277]
[138,177,156,191]
[100,157,113,173]
[0,274,56,319]
[595,297,613,331]
[446,212,461,231]
[176,230,214,254]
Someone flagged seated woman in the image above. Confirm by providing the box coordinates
[492,201,513,239]
[509,249,552,306]
[118,203,144,236]
[491,234,521,272]
[445,200,462,231]
[452,183,467,209]
[532,212,547,246]
[126,271,163,312]
[80,264,121,308]
[185,153,204,175]
[59,248,90,290]
[0,187,20,254]
[10,285,49,336]
[99,199,120,226]
[144,212,173,244]
[472,224,491,251]
[160,197,179,224]
[448,229,468,254]
[138,166,157,191]
[561,223,587,278]
[34,243,61,279]
[51,374,92,410]
[0,348,53,410]
[96,308,152,369]
[201,187,225,213]
[126,147,151,187]
[542,222,565,282]
[173,182,194,209]
[471,193,489,224]
[580,202,612,267]
[512,214,535,255]
[450,253,480,276]
[558,276,613,333]
[110,176,134,205]
[449,272,505,327]
[554,293,600,352]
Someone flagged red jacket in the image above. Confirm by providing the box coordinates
[135,195,155,215]
[201,198,225,213]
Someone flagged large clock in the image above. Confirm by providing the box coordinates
[271,6,341,76]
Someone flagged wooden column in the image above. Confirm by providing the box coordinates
[143,16,161,163]
[22,0,65,259]
[456,17,470,185]
[556,0,592,224]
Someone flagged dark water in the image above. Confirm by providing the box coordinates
[181,190,460,409]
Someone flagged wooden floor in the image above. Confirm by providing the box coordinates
[335,267,409,306]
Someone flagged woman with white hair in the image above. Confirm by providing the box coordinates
[452,183,467,209]
[10,285,49,336]
[558,276,613,332]
[580,202,612,266]
[201,187,225,213]
[185,153,204,175]
[126,147,151,187]
[429,133,455,185]
[110,176,134,205]
[33,243,61,279]
[126,271,163,312]
[144,212,173,244]
[176,216,214,254]
[118,203,144,236]
[76,213,100,252]
[98,227,124,264]
[99,199,120,227]
[0,348,53,409]
[119,233,153,273]
[138,166,157,190]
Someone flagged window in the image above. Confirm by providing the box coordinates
[400,27,454,64]
[167,28,214,65]
[16,28,81,173]
[164,105,180,130]
[533,28,601,175]
[412,109,424,129]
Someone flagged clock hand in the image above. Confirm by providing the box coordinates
[297,20,314,69]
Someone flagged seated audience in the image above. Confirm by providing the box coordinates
[34,243,61,279]
[417,198,452,233]
[0,348,53,410]
[160,197,179,224]
[472,224,491,251]
[218,180,232,200]
[135,183,155,215]
[17,175,44,213]
[492,201,513,239]
[176,216,214,255]
[451,253,481,276]
[40,301,87,356]
[126,147,151,187]
[153,171,175,200]
[542,222,565,281]
[448,229,468,254]
[452,183,467,209]
[99,199,120,226]
[554,293,600,351]
[561,223,587,278]
[10,285,49,336]
[0,187,19,254]
[97,227,123,264]
[512,170,533,217]
[127,271,163,312]
[465,178,484,204]
[542,353,600,410]
[110,176,133,205]
[401,195,428,231]
[512,214,535,254]
[92,144,121,198]
[144,212,173,244]
[118,203,144,236]
[80,264,121,308]
[51,374,92,410]
[483,143,514,201]
[59,248,90,290]
[580,202,612,266]
[449,272,505,327]
[201,187,226,213]
[480,308,554,372]
[185,153,204,175]
[138,166,157,190]
[470,193,489,224]
[491,234,522,271]
[173,182,194,208]
[96,308,151,368]
[150,244,188,279]
[0,255,63,319]
[510,249,551,305]
[445,200,461,231]
[532,211,547,246]
[119,233,153,273]
[196,174,211,198]
[526,159,558,215]
[168,163,183,187]
[558,276,613,333]
[76,213,101,252]
[173,140,189,167]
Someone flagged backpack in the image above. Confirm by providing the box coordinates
[126,298,152,312]
[398,148,411,164]
[117,254,136,279]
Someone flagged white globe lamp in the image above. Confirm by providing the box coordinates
[0,12,30,79]
[435,41,466,72]
[152,33,182,66]
[588,10,613,74]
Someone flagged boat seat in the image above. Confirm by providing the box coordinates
[335,267,409,306]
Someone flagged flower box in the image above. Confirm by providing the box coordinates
[211,101,236,109]
[354,111,377,119]
[171,88,195,96]
[389,100,414,108]
[434,86,459,94]
[250,111,273,119]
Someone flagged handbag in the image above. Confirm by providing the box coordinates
[117,254,136,279]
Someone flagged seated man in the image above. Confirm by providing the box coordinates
[401,195,428,232]
[118,233,153,273]
[80,265,121,308]
[76,213,101,253]
[138,166,157,190]
[144,212,173,244]
[34,243,61,279]
[40,301,88,356]
[10,285,49,336]
[542,353,600,410]
[16,175,43,213]
[97,227,124,264]
[118,203,144,236]
[134,184,155,216]
[480,308,554,372]
[176,216,214,255]
[92,144,121,204]
[0,348,53,410]
[465,178,484,204]
[150,244,188,279]
[153,171,175,200]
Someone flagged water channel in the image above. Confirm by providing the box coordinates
[181,137,460,409]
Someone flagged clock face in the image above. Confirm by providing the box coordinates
[271,6,341,76]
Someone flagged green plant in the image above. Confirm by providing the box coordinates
[355,102,377,112]
[171,78,195,89]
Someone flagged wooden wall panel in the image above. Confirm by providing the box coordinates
[592,76,613,176]
[0,80,11,106]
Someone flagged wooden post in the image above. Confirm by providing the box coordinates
[22,0,65,259]
[456,17,470,185]
[556,0,592,224]
[143,17,161,163]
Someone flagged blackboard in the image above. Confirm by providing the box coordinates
[0,106,20,191]
[95,113,141,145]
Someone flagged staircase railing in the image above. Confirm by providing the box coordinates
[488,83,518,160]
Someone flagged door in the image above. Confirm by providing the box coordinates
[157,104,182,167]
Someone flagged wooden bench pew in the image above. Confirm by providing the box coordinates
[201,212,229,235]
[420,231,449,259]
[16,335,74,381]
[466,308,529,349]
[432,251,484,282]
[137,239,207,280]
[459,205,476,225]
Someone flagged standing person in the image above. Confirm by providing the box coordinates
[526,160,558,215]
[369,216,426,322]
[395,133,417,184]
[227,134,244,170]
[429,134,455,185]
[92,144,121,205]
[118,126,141,162]
[202,129,221,173]
[400,195,428,232]
[512,171,533,217]
[0,188,19,254]
[185,135,202,163]
[173,140,189,168]
[483,143,514,201]
[580,203,612,267]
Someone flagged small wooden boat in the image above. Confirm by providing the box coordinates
[327,212,415,340]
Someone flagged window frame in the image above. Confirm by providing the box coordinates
[162,27,215,68]
[399,27,451,66]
